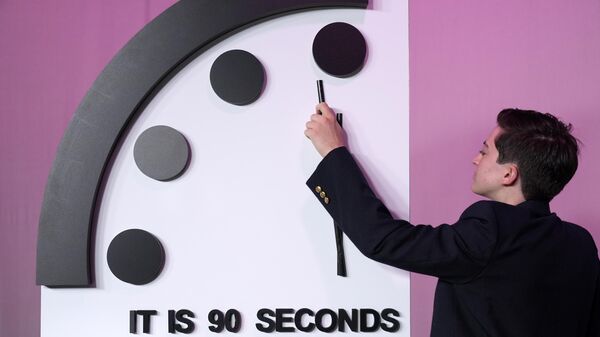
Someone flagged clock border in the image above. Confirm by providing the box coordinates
[36,0,368,287]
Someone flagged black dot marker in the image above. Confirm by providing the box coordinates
[210,49,265,105]
[107,229,165,285]
[313,22,367,78]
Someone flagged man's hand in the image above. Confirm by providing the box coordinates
[304,102,346,157]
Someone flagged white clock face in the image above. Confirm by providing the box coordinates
[41,2,410,336]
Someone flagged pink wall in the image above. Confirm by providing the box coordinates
[409,1,600,336]
[0,1,175,336]
[1,1,599,337]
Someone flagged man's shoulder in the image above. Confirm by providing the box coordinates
[459,200,503,221]
[562,220,599,253]
[462,199,518,212]
[461,199,549,221]
[463,200,599,254]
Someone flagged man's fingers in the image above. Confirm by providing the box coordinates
[304,128,314,139]
[315,102,335,120]
[310,114,325,122]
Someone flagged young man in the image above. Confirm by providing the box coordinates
[304,103,599,337]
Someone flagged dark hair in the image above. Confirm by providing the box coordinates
[495,108,580,201]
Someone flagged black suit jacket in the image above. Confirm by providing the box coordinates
[307,147,600,337]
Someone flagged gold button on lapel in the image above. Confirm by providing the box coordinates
[324,197,330,204]
[315,186,322,193]
[319,191,326,199]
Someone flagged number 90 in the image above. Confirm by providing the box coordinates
[208,309,242,333]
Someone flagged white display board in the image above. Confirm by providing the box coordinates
[42,2,410,336]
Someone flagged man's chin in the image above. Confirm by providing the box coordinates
[471,185,485,197]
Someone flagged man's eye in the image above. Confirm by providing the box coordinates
[479,150,486,155]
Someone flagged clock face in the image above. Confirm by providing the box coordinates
[41,2,411,336]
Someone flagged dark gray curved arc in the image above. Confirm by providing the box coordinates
[36,0,368,287]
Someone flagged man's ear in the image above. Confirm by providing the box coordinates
[502,164,519,186]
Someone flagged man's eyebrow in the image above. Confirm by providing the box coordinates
[483,140,488,147]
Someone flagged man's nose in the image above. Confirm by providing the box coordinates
[472,154,481,165]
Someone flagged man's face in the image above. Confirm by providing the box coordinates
[471,126,510,200]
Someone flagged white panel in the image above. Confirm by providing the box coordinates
[42,2,410,336]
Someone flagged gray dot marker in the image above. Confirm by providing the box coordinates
[134,125,190,181]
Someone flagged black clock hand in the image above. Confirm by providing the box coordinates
[316,80,347,277]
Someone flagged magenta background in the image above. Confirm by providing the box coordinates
[409,1,600,337]
[0,1,598,337]
[0,1,176,336]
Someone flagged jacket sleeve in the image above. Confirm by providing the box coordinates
[306,146,497,283]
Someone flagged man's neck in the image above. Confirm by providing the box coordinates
[488,189,526,206]
[496,195,526,206]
